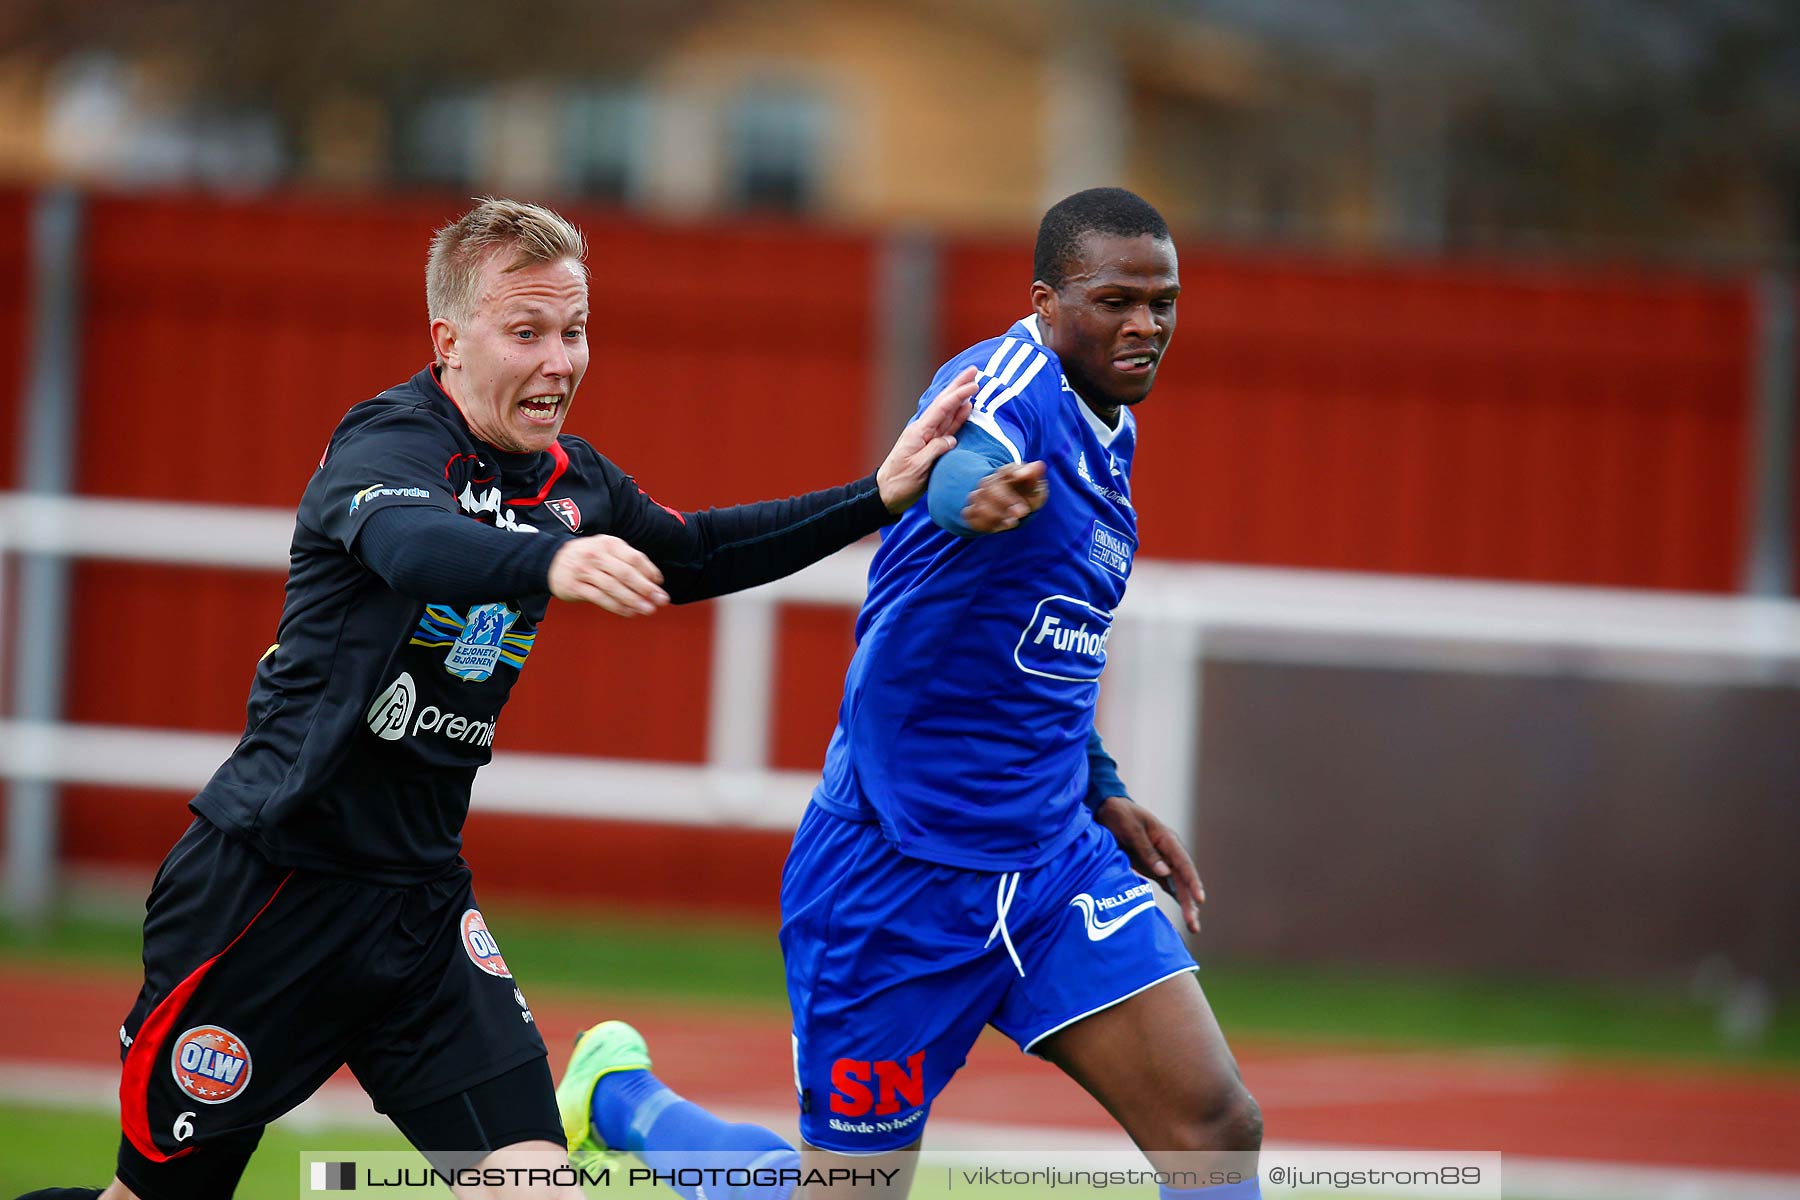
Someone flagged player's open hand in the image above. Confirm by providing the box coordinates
[549,535,670,617]
[962,460,1048,533]
[876,367,978,513]
[1094,796,1206,933]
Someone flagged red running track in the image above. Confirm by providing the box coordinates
[3,965,1795,1173]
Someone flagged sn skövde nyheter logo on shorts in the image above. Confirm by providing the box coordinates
[1014,595,1113,682]
[171,1024,252,1104]
[1068,882,1158,941]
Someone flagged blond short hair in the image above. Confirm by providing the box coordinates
[426,197,588,326]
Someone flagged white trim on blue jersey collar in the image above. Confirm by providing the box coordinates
[1018,313,1129,446]
[1076,393,1129,447]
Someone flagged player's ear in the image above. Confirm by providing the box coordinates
[1030,281,1057,331]
[430,316,461,369]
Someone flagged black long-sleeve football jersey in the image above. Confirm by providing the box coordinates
[191,366,892,881]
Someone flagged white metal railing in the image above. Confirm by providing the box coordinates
[5,491,1800,900]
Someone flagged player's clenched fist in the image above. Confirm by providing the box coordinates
[549,534,670,617]
[962,459,1049,533]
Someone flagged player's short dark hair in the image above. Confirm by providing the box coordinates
[1033,188,1170,290]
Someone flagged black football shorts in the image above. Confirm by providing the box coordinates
[114,816,552,1192]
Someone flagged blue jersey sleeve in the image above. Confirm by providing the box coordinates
[925,423,1015,536]
[961,332,1056,464]
[1084,727,1130,810]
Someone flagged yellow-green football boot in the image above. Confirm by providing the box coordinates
[556,1019,653,1164]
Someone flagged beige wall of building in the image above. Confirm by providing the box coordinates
[0,1,1383,247]
[650,0,1050,230]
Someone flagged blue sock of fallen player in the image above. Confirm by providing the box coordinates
[595,1069,800,1200]
[1162,1179,1261,1199]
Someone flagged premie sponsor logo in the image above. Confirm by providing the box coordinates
[365,672,499,746]
[1013,595,1113,682]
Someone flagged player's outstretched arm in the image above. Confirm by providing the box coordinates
[356,503,563,607]
[548,535,670,617]
[1094,796,1207,934]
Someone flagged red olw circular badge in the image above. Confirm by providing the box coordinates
[461,908,512,977]
[171,1025,252,1105]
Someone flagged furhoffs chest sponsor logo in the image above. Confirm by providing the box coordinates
[1014,595,1113,683]
[171,1025,252,1104]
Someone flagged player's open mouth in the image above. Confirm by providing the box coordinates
[1113,353,1157,375]
[519,396,563,423]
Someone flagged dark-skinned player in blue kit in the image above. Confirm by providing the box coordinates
[558,189,1262,1200]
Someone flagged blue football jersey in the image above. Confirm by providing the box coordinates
[813,315,1140,870]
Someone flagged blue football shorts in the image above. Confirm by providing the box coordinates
[779,803,1198,1153]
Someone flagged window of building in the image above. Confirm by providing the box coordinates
[559,86,648,202]
[400,92,484,186]
[724,87,829,213]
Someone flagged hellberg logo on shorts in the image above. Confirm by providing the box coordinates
[366,672,417,740]
[461,909,512,977]
[1068,883,1158,941]
[1014,595,1113,682]
[171,1025,252,1104]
